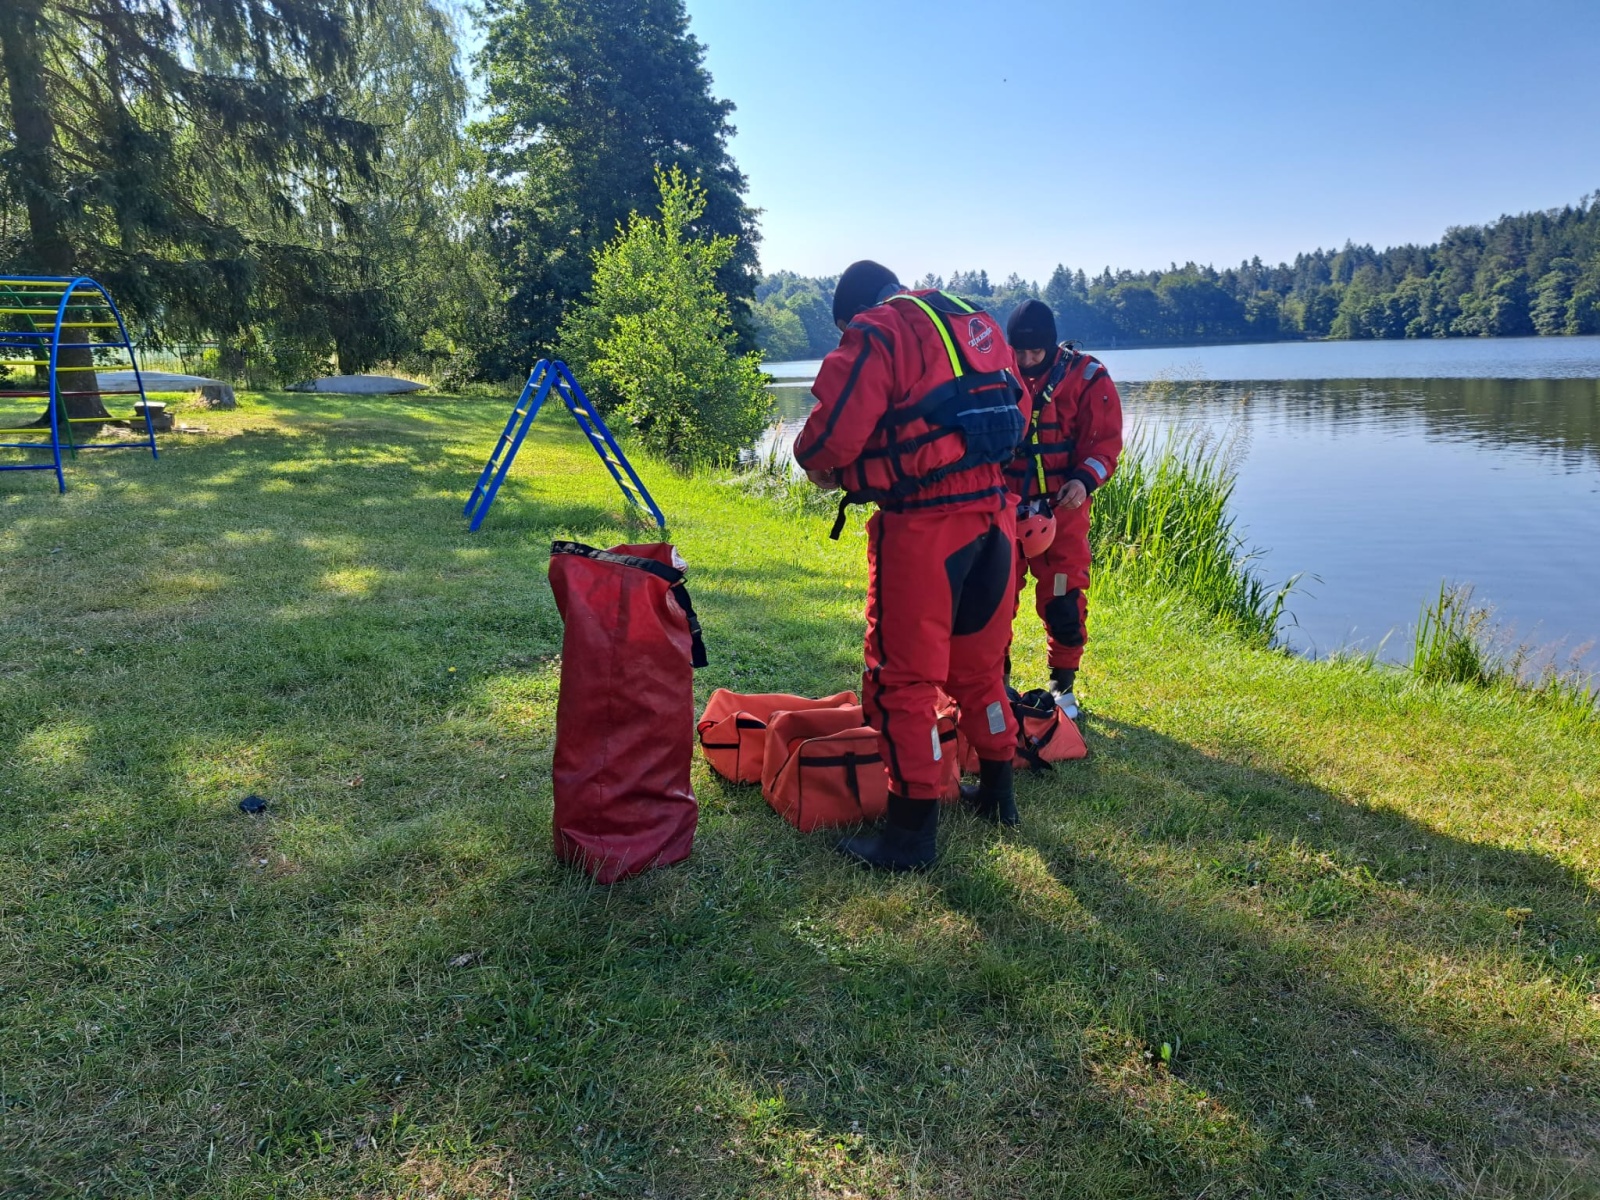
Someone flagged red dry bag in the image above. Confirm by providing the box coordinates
[548,541,707,883]
[697,689,859,783]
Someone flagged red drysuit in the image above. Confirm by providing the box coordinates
[1006,346,1124,671]
[795,290,1025,799]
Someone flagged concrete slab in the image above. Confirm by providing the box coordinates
[98,370,229,391]
[289,375,427,394]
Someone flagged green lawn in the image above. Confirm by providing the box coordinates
[2,391,1597,1199]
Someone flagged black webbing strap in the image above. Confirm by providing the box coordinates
[1010,690,1059,770]
[830,498,850,540]
[671,581,709,669]
[551,541,708,668]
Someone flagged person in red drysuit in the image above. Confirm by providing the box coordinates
[1003,299,1123,716]
[794,261,1029,868]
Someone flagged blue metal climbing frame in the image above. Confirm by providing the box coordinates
[0,274,158,493]
[465,360,665,532]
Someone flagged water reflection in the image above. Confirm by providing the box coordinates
[1121,378,1600,673]
[1124,378,1600,473]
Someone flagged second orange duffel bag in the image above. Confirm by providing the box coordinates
[697,689,859,784]
[762,706,963,831]
[955,687,1088,774]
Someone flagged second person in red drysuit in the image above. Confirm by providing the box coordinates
[1003,299,1124,715]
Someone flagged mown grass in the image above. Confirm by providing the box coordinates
[3,390,1599,1198]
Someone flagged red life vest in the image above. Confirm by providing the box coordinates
[1005,346,1110,500]
[829,291,1025,537]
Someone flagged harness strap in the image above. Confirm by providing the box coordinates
[1025,349,1074,499]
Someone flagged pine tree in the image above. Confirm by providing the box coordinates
[475,0,758,373]
[0,0,376,418]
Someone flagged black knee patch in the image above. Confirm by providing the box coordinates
[1045,589,1086,646]
[948,526,1012,636]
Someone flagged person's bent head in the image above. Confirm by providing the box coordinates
[832,261,902,332]
[1006,299,1058,374]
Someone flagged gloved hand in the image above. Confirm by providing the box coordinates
[1055,480,1088,510]
[807,467,841,491]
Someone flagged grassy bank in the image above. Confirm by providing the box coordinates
[2,391,1599,1198]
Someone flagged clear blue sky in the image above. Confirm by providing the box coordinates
[681,0,1600,283]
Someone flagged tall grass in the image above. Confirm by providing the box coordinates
[1091,430,1296,643]
[1412,581,1597,718]
[725,439,840,517]
[1412,582,1495,686]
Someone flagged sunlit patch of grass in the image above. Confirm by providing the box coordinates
[319,567,384,597]
[15,718,93,775]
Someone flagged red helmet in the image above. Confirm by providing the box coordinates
[1017,498,1056,559]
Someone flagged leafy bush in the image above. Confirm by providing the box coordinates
[559,168,771,469]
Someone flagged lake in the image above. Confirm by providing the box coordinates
[762,337,1600,678]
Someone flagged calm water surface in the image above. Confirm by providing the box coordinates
[764,338,1600,675]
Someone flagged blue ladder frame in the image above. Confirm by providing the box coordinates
[464,359,666,532]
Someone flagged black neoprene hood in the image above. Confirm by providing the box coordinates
[832,260,901,324]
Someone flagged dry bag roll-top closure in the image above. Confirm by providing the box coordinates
[548,541,707,884]
[830,292,1026,538]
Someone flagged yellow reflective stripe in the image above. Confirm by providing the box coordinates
[883,294,963,379]
[939,291,976,313]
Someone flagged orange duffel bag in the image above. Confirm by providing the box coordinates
[761,705,886,831]
[697,689,858,784]
[956,687,1087,773]
[763,706,963,831]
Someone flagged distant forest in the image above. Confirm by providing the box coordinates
[752,195,1600,358]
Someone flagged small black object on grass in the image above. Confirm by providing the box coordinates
[239,794,268,815]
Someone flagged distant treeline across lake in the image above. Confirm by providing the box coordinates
[752,196,1600,360]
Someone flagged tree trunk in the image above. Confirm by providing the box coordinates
[0,0,109,430]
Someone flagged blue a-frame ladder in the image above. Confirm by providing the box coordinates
[464,359,665,532]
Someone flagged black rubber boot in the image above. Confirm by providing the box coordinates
[837,793,937,871]
[960,758,1018,827]
[1049,667,1077,695]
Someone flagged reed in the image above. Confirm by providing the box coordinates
[1411,581,1597,717]
[725,438,841,517]
[1411,581,1494,686]
[1090,428,1296,643]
